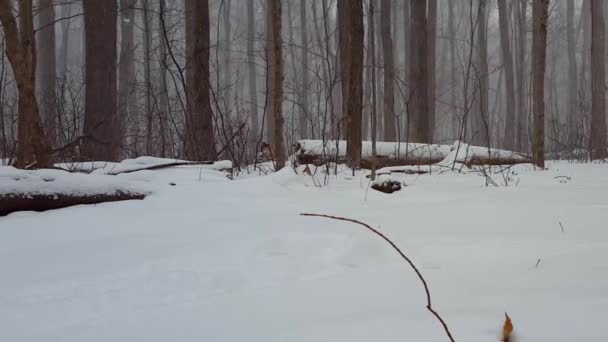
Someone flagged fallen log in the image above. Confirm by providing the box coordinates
[1,166,151,216]
[295,140,449,168]
[295,140,533,169]
[0,192,145,216]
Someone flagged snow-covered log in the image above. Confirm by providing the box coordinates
[295,140,533,168]
[0,167,149,216]
[295,140,450,168]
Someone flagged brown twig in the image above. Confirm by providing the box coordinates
[300,213,456,342]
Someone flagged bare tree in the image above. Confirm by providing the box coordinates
[566,0,577,132]
[0,0,51,168]
[36,0,56,146]
[299,0,309,139]
[118,0,136,156]
[342,0,364,169]
[409,0,430,143]
[380,0,395,142]
[590,0,606,159]
[246,0,259,139]
[83,0,119,161]
[472,0,489,147]
[268,0,286,169]
[427,0,437,142]
[185,0,216,161]
[532,0,549,167]
[498,0,515,150]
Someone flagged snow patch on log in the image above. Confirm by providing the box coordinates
[0,166,151,216]
[56,157,233,175]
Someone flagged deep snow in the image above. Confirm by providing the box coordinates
[1,161,608,341]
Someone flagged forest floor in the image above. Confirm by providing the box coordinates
[1,160,607,341]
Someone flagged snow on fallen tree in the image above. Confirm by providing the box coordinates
[375,142,534,175]
[56,157,233,175]
[295,140,533,169]
[0,166,150,216]
[295,140,450,168]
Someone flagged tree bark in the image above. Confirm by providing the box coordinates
[142,0,154,156]
[369,0,378,179]
[185,0,216,161]
[268,0,286,169]
[427,0,437,143]
[532,0,549,168]
[409,0,429,143]
[448,0,458,138]
[247,0,259,140]
[299,0,309,139]
[566,0,577,132]
[498,0,516,150]
[472,0,489,147]
[83,0,119,161]
[344,0,364,169]
[590,0,606,159]
[380,0,395,142]
[0,0,52,168]
[118,0,136,157]
[36,0,56,147]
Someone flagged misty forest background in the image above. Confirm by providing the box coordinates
[0,0,606,171]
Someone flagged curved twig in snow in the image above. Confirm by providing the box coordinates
[300,213,456,342]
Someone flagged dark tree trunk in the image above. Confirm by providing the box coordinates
[83,0,119,161]
[0,0,52,168]
[344,0,364,169]
[36,0,56,147]
[498,0,516,150]
[409,0,430,143]
[299,0,309,139]
[268,0,286,169]
[185,0,216,161]
[472,0,489,147]
[380,0,395,142]
[118,0,136,156]
[566,0,577,131]
[532,0,549,168]
[590,0,606,159]
[427,0,437,142]
[246,0,259,139]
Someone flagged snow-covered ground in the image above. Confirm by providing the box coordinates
[1,161,607,341]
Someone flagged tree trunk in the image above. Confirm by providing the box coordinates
[514,0,527,152]
[590,0,606,159]
[566,0,577,132]
[299,0,309,140]
[344,0,364,169]
[472,0,489,147]
[83,0,119,161]
[380,0,395,142]
[221,0,232,111]
[448,0,457,138]
[185,0,216,161]
[369,0,378,180]
[409,0,429,143]
[57,2,72,82]
[118,0,136,157]
[268,0,286,169]
[247,0,259,140]
[36,0,56,147]
[427,0,437,143]
[498,0,516,150]
[532,0,549,168]
[0,0,52,168]
[337,0,350,139]
[143,0,154,156]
